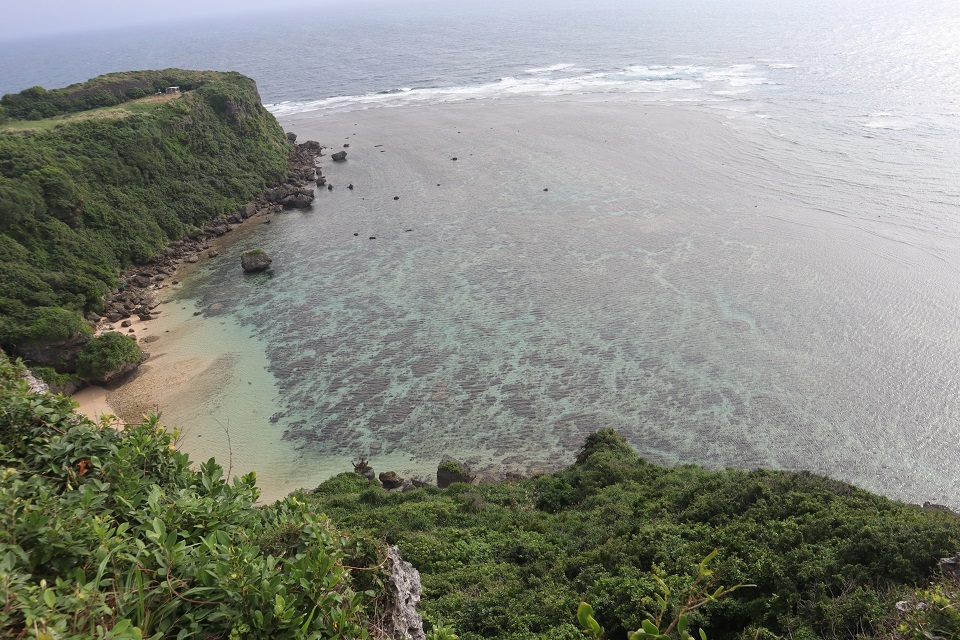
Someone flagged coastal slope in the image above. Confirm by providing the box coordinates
[0,70,290,374]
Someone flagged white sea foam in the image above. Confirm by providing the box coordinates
[266,63,772,116]
[524,63,576,73]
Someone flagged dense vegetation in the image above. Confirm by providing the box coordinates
[1,346,958,638]
[0,70,290,360]
[1,70,232,121]
[0,352,385,638]
[309,431,960,640]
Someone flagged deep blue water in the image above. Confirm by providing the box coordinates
[4,0,960,504]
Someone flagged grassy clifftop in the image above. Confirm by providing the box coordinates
[0,70,290,361]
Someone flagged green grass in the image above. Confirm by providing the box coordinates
[0,94,178,132]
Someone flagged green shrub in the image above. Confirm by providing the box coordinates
[0,306,88,345]
[74,331,142,379]
[895,576,960,640]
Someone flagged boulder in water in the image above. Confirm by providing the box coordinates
[240,249,272,272]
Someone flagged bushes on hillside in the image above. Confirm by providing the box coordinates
[0,353,382,638]
[309,430,960,640]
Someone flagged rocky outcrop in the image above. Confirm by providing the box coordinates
[265,184,315,208]
[15,333,90,374]
[23,370,50,394]
[240,249,272,272]
[437,456,475,488]
[88,349,148,386]
[384,546,426,640]
[379,471,404,490]
[940,553,960,582]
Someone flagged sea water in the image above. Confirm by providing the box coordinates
[2,0,959,505]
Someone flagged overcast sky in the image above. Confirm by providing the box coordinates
[1,0,362,41]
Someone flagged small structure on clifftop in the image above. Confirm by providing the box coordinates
[240,249,272,272]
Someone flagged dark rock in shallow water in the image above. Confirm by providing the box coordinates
[240,249,272,272]
[287,190,314,208]
[379,471,404,490]
[437,456,475,488]
[331,150,347,161]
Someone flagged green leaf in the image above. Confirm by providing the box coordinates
[678,614,688,635]
[43,588,56,608]
[642,619,660,635]
[699,629,708,640]
[577,602,603,637]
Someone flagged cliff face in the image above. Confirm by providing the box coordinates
[0,70,290,367]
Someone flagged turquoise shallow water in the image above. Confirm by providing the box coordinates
[145,100,960,506]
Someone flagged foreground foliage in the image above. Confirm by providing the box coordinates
[309,431,960,640]
[0,70,289,357]
[0,353,382,638]
[3,343,958,639]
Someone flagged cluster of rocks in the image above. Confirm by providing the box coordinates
[351,456,477,492]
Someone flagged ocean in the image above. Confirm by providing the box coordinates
[3,0,960,505]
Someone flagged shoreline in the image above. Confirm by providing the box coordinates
[72,135,325,426]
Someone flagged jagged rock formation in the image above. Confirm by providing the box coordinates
[385,546,425,640]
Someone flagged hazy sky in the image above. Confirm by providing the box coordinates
[1,0,365,41]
